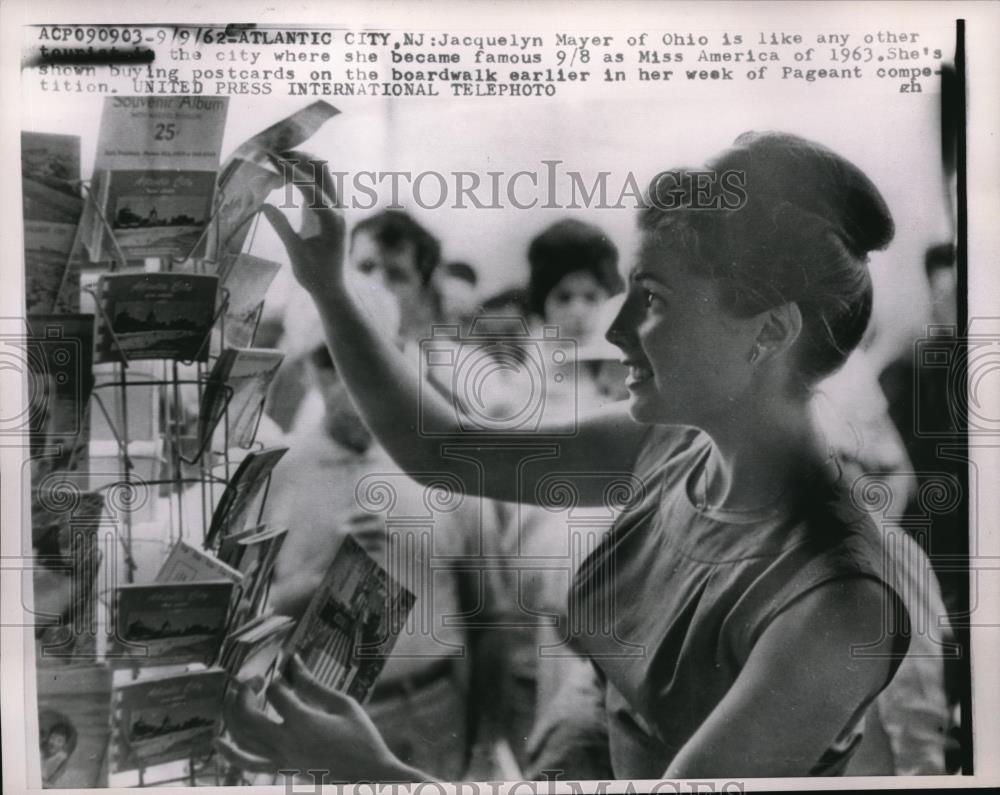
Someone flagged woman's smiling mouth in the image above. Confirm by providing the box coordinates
[622,360,654,387]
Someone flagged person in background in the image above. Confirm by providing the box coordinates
[518,298,629,780]
[262,338,491,781]
[879,244,960,488]
[881,59,964,627]
[877,241,965,772]
[526,219,624,347]
[878,243,963,614]
[874,64,966,774]
[813,321,917,507]
[443,286,529,429]
[478,286,528,319]
[261,256,491,780]
[267,209,443,432]
[476,222,626,771]
[435,261,480,328]
[350,210,443,343]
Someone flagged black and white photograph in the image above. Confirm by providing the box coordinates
[1,1,999,793]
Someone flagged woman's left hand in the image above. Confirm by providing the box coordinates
[216,655,420,783]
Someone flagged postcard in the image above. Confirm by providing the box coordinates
[205,159,283,259]
[198,347,284,449]
[281,536,416,703]
[226,525,288,628]
[219,614,294,682]
[93,272,218,364]
[216,253,282,349]
[36,664,113,788]
[21,132,82,313]
[228,100,339,164]
[31,489,106,662]
[204,447,288,550]
[99,169,218,260]
[83,96,229,262]
[111,667,225,773]
[111,581,234,666]
[155,540,243,585]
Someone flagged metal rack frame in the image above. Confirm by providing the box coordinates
[34,176,279,788]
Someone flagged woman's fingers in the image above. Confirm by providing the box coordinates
[261,178,342,247]
[260,204,301,253]
[310,199,346,239]
[270,150,344,237]
[270,149,342,210]
[219,723,276,762]
[223,684,280,760]
[282,149,340,206]
[214,736,277,774]
[261,149,345,298]
[266,676,316,724]
[285,655,353,714]
[224,682,286,753]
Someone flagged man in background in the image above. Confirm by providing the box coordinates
[260,209,497,778]
[267,209,444,430]
[435,261,480,328]
[350,210,443,343]
[264,338,492,781]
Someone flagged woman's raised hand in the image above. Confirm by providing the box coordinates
[216,655,421,782]
[261,150,347,297]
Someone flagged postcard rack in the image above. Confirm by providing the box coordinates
[72,189,277,788]
[26,99,352,790]
[80,185,275,581]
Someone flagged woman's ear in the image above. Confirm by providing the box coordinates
[753,302,803,363]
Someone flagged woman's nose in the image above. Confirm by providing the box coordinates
[606,293,638,348]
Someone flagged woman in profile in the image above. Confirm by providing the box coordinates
[220,131,909,779]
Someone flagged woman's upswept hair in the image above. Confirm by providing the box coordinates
[641,131,895,388]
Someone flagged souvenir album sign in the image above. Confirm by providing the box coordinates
[82,97,229,261]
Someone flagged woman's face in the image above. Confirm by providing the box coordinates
[542,270,610,343]
[607,236,759,427]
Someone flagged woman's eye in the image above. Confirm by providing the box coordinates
[643,289,658,307]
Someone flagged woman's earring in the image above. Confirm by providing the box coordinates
[748,343,761,364]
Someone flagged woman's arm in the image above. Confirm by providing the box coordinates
[262,155,647,505]
[663,577,898,778]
